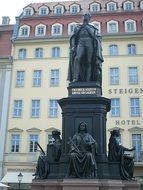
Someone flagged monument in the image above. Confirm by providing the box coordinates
[31,13,140,190]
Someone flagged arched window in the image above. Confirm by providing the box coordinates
[90,2,100,12]
[123,1,134,10]
[107,2,117,11]
[107,20,118,33]
[54,5,64,14]
[125,19,136,32]
[70,4,80,13]
[51,23,62,35]
[68,22,77,35]
[35,24,46,36]
[19,25,30,37]
[39,6,49,15]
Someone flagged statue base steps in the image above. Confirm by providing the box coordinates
[31,179,140,190]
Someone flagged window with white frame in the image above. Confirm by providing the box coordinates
[50,69,59,86]
[31,100,40,118]
[11,134,20,152]
[52,24,62,35]
[110,68,119,85]
[33,70,42,87]
[52,47,60,58]
[70,4,80,13]
[128,67,138,85]
[35,24,46,36]
[125,20,136,32]
[54,5,64,14]
[18,48,27,59]
[107,21,118,33]
[127,44,136,55]
[140,1,143,9]
[29,135,38,152]
[39,6,49,15]
[123,1,134,10]
[130,98,140,117]
[68,22,77,35]
[90,3,100,12]
[16,71,25,87]
[49,100,58,117]
[35,48,43,58]
[107,2,117,11]
[92,22,101,33]
[111,98,120,117]
[23,7,34,16]
[13,100,23,118]
[109,44,118,56]
[132,134,142,162]
[19,25,30,37]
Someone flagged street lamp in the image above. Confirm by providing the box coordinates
[17,172,23,190]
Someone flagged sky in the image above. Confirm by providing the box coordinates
[0,0,74,24]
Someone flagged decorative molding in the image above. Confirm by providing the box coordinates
[108,126,124,132]
[8,128,23,132]
[44,127,58,132]
[26,128,42,132]
[128,127,143,132]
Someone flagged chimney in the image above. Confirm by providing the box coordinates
[2,16,10,25]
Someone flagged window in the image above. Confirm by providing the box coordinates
[13,100,23,118]
[16,71,25,87]
[128,44,136,55]
[111,98,120,117]
[130,98,140,116]
[140,1,143,9]
[50,69,59,86]
[52,24,62,35]
[49,100,58,117]
[123,1,133,10]
[107,2,117,11]
[107,21,118,33]
[11,134,20,152]
[125,20,136,32]
[92,22,101,33]
[52,47,60,58]
[109,45,118,56]
[29,135,38,152]
[19,25,30,37]
[90,3,100,12]
[35,25,46,36]
[24,8,33,16]
[132,134,142,162]
[33,70,42,87]
[68,23,77,35]
[110,68,119,85]
[31,100,40,118]
[128,67,138,84]
[35,48,43,58]
[54,5,64,14]
[70,4,80,13]
[39,7,48,15]
[18,49,27,59]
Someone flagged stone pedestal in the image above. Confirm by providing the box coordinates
[31,179,140,190]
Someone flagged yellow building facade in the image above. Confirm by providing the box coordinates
[1,0,143,188]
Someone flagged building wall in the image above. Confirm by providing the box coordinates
[2,0,143,186]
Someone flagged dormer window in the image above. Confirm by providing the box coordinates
[90,3,100,12]
[35,24,46,36]
[123,1,134,11]
[125,19,136,32]
[54,5,64,14]
[107,2,117,11]
[70,4,80,14]
[19,25,30,37]
[52,23,62,35]
[107,20,118,33]
[39,6,49,15]
[23,7,34,16]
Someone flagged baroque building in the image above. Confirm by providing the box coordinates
[1,0,143,189]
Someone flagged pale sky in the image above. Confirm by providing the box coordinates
[0,0,74,24]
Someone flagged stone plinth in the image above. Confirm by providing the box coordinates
[31,179,140,190]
